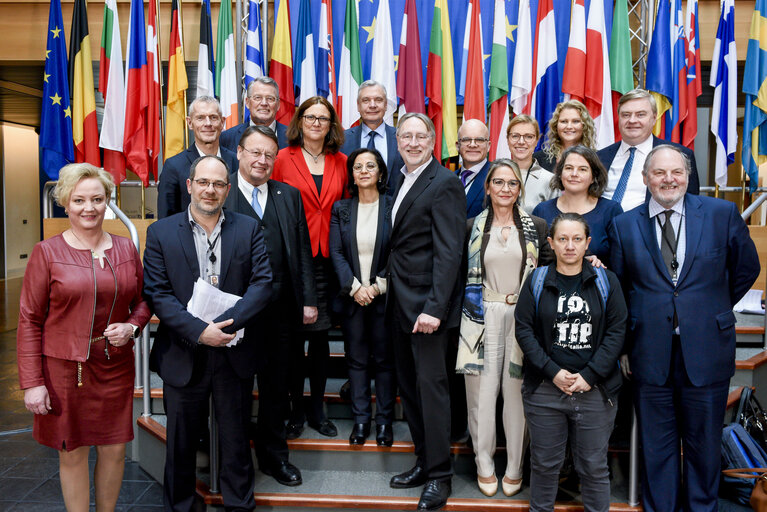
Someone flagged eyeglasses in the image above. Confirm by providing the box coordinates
[302,114,331,125]
[241,147,276,161]
[249,95,277,104]
[192,179,228,190]
[458,137,489,146]
[353,162,379,172]
[490,178,521,190]
[508,133,537,143]
[397,133,431,142]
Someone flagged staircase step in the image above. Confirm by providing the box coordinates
[136,415,640,511]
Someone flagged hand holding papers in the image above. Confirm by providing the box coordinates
[187,278,245,346]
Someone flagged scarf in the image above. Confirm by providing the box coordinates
[456,206,539,377]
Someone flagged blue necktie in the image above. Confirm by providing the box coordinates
[612,146,636,204]
[367,131,377,150]
[251,187,263,218]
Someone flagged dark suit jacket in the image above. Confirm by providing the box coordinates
[457,161,490,218]
[329,195,392,316]
[223,174,316,312]
[597,135,700,196]
[387,158,467,332]
[339,124,404,194]
[608,194,759,387]
[220,122,288,154]
[143,211,273,387]
[157,145,239,218]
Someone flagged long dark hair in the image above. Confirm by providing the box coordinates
[551,145,608,198]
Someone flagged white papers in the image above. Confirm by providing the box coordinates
[734,289,765,315]
[187,278,245,346]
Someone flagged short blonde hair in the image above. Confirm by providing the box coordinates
[507,115,540,139]
[53,163,115,208]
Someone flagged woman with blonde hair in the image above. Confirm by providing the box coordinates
[534,100,597,171]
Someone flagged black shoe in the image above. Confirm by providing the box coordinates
[376,424,393,447]
[417,479,451,511]
[262,460,302,486]
[390,465,426,489]
[308,419,338,437]
[339,379,351,401]
[349,423,370,445]
[286,422,304,440]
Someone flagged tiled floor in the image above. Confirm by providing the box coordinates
[0,277,163,511]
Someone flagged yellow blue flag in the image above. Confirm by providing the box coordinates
[742,0,767,192]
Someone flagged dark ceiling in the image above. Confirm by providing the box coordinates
[0,64,45,129]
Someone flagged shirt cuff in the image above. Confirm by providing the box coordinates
[375,276,387,295]
[349,277,362,297]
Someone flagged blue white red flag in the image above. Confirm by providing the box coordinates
[710,0,737,186]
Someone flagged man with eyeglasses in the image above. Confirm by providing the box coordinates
[387,112,466,511]
[144,154,273,512]
[339,81,404,193]
[220,77,288,153]
[224,125,317,488]
[598,88,700,211]
[158,96,239,218]
[456,119,492,218]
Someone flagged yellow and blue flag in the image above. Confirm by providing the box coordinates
[742,0,767,192]
[40,0,74,180]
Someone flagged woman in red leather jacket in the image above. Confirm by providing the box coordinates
[17,163,151,512]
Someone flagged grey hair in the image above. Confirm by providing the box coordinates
[642,144,691,177]
[358,80,387,98]
[189,95,222,117]
[396,112,436,140]
[247,76,279,97]
[618,88,657,116]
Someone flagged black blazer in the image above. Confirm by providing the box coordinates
[596,135,700,196]
[220,121,289,153]
[223,173,317,312]
[157,145,240,218]
[329,195,392,316]
[387,158,467,332]
[340,124,404,194]
[143,211,273,387]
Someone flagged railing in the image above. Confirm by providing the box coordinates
[42,182,151,416]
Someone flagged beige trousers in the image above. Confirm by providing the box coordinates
[464,300,526,480]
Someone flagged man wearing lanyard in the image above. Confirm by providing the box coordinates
[144,155,272,511]
[608,145,759,512]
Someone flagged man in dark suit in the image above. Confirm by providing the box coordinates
[144,155,272,512]
[220,77,288,153]
[157,96,239,218]
[387,112,466,511]
[456,119,491,218]
[598,88,700,211]
[223,125,317,487]
[608,145,759,512]
[339,80,404,193]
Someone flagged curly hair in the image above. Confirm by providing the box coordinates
[542,100,596,163]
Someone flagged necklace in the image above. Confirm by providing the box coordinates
[302,146,323,163]
[70,230,107,269]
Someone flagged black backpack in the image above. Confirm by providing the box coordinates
[721,422,767,505]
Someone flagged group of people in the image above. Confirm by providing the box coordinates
[16,75,761,512]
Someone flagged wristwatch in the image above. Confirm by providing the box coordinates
[129,323,140,338]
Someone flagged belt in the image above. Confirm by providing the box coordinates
[483,287,518,305]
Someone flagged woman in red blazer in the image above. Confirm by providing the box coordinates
[272,96,347,438]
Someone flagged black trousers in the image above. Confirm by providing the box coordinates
[163,347,255,512]
[391,308,453,481]
[341,302,395,425]
[254,301,294,469]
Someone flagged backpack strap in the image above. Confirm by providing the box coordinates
[593,266,610,308]
[532,266,549,313]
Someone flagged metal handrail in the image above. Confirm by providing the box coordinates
[42,181,149,412]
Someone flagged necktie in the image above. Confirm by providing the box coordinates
[460,169,473,187]
[251,187,263,218]
[367,131,377,150]
[661,210,676,277]
[612,146,636,204]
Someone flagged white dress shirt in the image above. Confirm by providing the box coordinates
[392,158,432,223]
[361,123,389,166]
[460,159,487,194]
[237,173,269,214]
[603,136,654,211]
[648,196,686,285]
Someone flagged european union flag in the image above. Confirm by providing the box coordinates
[40,0,74,180]
[742,0,767,192]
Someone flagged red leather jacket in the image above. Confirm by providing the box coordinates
[17,234,151,389]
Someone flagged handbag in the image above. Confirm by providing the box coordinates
[722,468,767,511]
[733,387,767,453]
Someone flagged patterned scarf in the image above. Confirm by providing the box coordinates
[456,206,540,377]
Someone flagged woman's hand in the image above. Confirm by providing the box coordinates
[553,369,577,395]
[24,385,51,415]
[585,255,605,268]
[104,322,136,347]
[303,306,318,325]
[353,287,375,306]
[567,373,592,394]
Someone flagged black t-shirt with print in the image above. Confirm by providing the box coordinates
[550,271,595,373]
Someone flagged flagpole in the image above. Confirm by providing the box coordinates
[261,0,268,75]
[154,0,166,170]
[177,0,189,149]
[742,165,747,212]
[235,0,243,105]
